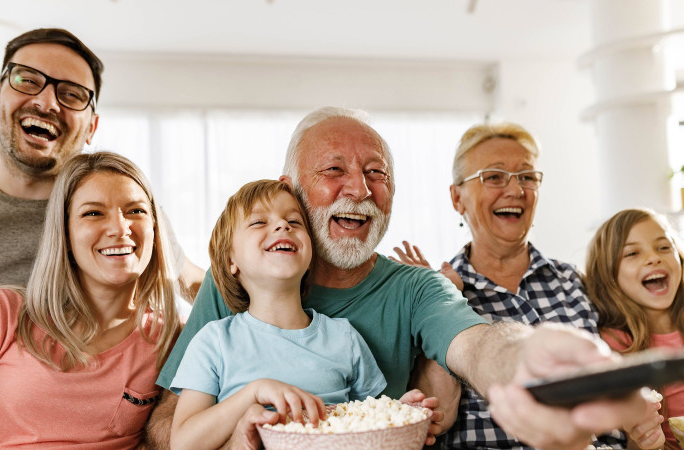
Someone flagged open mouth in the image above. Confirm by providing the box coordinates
[494,207,523,219]
[99,246,135,256]
[21,117,60,142]
[267,242,297,252]
[642,273,668,292]
[332,213,369,230]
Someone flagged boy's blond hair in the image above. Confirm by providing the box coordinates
[209,180,313,313]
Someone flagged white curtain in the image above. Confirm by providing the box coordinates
[88,108,480,271]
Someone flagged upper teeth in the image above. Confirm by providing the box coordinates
[21,118,58,138]
[495,207,522,214]
[268,243,295,252]
[644,274,666,281]
[335,213,367,221]
[101,247,133,256]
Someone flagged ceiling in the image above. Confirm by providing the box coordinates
[0,0,591,62]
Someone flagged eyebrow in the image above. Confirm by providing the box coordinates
[74,199,149,209]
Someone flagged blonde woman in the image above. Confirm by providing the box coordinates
[0,151,180,448]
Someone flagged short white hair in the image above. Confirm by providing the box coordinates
[282,106,394,194]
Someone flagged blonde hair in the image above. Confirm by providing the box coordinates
[452,122,540,185]
[17,152,180,370]
[209,180,313,313]
[585,208,684,353]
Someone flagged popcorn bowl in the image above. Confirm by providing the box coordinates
[257,401,432,450]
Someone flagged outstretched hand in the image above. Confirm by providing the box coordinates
[399,389,444,446]
[390,241,464,290]
[390,241,432,269]
[487,323,650,449]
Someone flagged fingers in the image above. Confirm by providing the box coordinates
[391,241,432,268]
[300,395,327,427]
[439,262,464,290]
[488,384,592,449]
[399,388,425,406]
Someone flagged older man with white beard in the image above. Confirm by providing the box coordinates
[150,107,650,450]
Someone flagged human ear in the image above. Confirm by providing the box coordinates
[85,113,99,145]
[450,184,465,215]
[279,175,294,188]
[230,259,239,276]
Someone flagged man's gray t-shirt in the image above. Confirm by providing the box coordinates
[0,190,47,286]
[0,189,186,286]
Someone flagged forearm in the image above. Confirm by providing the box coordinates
[171,384,260,450]
[408,354,460,433]
[446,322,532,398]
[145,390,178,449]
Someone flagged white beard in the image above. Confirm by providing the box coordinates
[299,191,390,270]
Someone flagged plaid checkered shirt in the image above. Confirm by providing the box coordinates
[443,242,626,449]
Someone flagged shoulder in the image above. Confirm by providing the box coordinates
[600,328,632,351]
[375,254,449,287]
[529,244,582,282]
[0,288,23,317]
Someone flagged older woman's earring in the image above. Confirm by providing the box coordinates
[459,217,464,228]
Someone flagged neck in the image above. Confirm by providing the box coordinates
[81,281,138,330]
[248,289,311,330]
[312,253,377,289]
[646,310,675,334]
[468,240,530,291]
[0,154,55,200]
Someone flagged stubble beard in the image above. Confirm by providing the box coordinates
[0,105,77,178]
[296,186,391,270]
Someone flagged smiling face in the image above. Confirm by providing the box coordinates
[0,43,98,178]
[617,218,682,326]
[295,117,392,269]
[68,171,154,295]
[229,191,312,294]
[450,137,539,250]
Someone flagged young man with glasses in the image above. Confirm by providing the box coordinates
[0,29,204,299]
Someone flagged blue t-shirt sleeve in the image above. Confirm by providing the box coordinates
[169,320,224,397]
[347,324,387,400]
[157,268,233,390]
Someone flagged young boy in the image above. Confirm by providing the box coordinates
[170,180,387,449]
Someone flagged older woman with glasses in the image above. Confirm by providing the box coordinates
[392,122,662,449]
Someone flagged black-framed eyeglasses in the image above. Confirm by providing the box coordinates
[460,168,544,190]
[1,62,96,111]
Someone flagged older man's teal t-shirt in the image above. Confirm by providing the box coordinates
[158,254,487,399]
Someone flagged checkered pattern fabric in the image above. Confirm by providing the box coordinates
[443,242,626,449]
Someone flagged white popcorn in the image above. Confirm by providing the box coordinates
[264,395,430,434]
[641,387,663,403]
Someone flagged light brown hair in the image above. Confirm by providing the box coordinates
[209,180,313,313]
[585,208,684,353]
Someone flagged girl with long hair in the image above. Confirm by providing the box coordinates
[586,208,682,449]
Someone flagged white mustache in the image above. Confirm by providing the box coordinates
[327,198,381,218]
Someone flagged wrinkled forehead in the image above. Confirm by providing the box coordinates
[298,117,390,167]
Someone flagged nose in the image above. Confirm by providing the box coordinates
[502,174,524,197]
[30,83,61,113]
[106,211,132,237]
[274,218,291,232]
[645,249,662,265]
[342,169,372,201]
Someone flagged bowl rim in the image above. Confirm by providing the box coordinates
[257,407,433,438]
